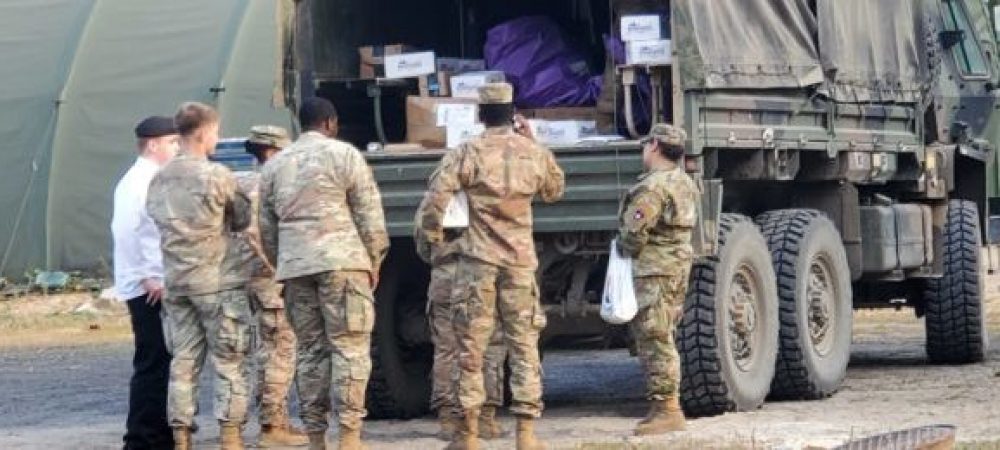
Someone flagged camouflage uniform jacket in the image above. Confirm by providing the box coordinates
[234,172,273,281]
[618,163,699,277]
[146,152,251,296]
[416,126,565,270]
[413,195,465,266]
[259,131,389,281]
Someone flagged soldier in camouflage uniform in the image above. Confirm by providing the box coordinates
[259,98,388,450]
[617,123,699,435]
[416,83,565,450]
[414,203,508,441]
[236,125,309,447]
[146,102,253,450]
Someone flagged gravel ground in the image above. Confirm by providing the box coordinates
[1,310,998,449]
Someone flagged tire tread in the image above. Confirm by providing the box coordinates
[923,200,986,364]
[755,209,840,400]
[680,214,756,416]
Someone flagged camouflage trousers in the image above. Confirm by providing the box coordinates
[428,258,507,417]
[283,270,373,432]
[631,270,690,401]
[163,288,252,427]
[453,257,546,418]
[248,278,296,426]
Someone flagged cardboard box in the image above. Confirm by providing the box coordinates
[528,119,598,146]
[626,39,672,66]
[419,71,452,97]
[519,107,602,122]
[384,51,436,79]
[358,44,413,79]
[446,123,485,149]
[519,107,614,133]
[382,143,426,153]
[620,15,662,42]
[406,96,479,148]
[450,71,507,99]
[436,58,486,74]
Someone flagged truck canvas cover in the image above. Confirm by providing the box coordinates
[672,0,823,90]
[673,0,933,103]
[817,0,931,103]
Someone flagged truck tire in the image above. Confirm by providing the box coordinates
[679,214,779,416]
[366,249,433,419]
[923,200,988,364]
[756,209,852,400]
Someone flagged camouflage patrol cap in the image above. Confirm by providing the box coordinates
[247,125,291,149]
[478,82,514,105]
[646,123,686,147]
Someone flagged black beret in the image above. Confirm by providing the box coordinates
[135,116,178,138]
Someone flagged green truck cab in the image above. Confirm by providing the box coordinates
[271,0,999,419]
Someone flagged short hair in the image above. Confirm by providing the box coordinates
[478,104,514,128]
[299,97,338,130]
[136,137,151,154]
[244,141,275,164]
[660,142,685,161]
[174,102,219,137]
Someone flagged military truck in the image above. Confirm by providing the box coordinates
[270,0,999,419]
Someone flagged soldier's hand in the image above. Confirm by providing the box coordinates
[513,114,535,141]
[142,278,165,305]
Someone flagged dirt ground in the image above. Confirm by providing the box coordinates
[1,276,999,449]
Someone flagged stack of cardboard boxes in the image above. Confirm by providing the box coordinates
[358,39,630,150]
[359,45,506,150]
[620,15,671,65]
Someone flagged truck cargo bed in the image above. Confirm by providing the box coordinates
[368,141,643,237]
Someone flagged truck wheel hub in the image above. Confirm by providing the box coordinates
[806,257,836,357]
[728,264,759,371]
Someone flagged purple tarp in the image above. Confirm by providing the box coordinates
[485,16,601,108]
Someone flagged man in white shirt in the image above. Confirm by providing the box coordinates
[113,115,179,450]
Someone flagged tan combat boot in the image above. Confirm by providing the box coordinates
[634,396,686,436]
[172,426,192,450]
[219,422,244,450]
[259,422,310,447]
[515,416,546,450]
[478,406,505,439]
[438,408,460,441]
[307,431,326,450]
[446,410,480,450]
[337,425,367,450]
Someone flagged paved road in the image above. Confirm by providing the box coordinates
[1,318,998,449]
[0,342,649,449]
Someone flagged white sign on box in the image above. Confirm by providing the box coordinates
[450,71,506,99]
[528,120,598,146]
[620,15,662,42]
[384,51,436,79]
[443,191,470,229]
[446,123,484,148]
[626,39,672,66]
[435,104,478,127]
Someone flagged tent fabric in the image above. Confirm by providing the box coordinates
[673,0,823,90]
[0,0,97,276]
[0,1,291,277]
[816,0,932,103]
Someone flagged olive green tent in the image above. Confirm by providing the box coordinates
[0,0,292,277]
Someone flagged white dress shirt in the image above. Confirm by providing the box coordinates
[112,157,164,301]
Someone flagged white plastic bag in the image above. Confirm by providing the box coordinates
[600,239,638,324]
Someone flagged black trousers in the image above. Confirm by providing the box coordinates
[123,295,174,450]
